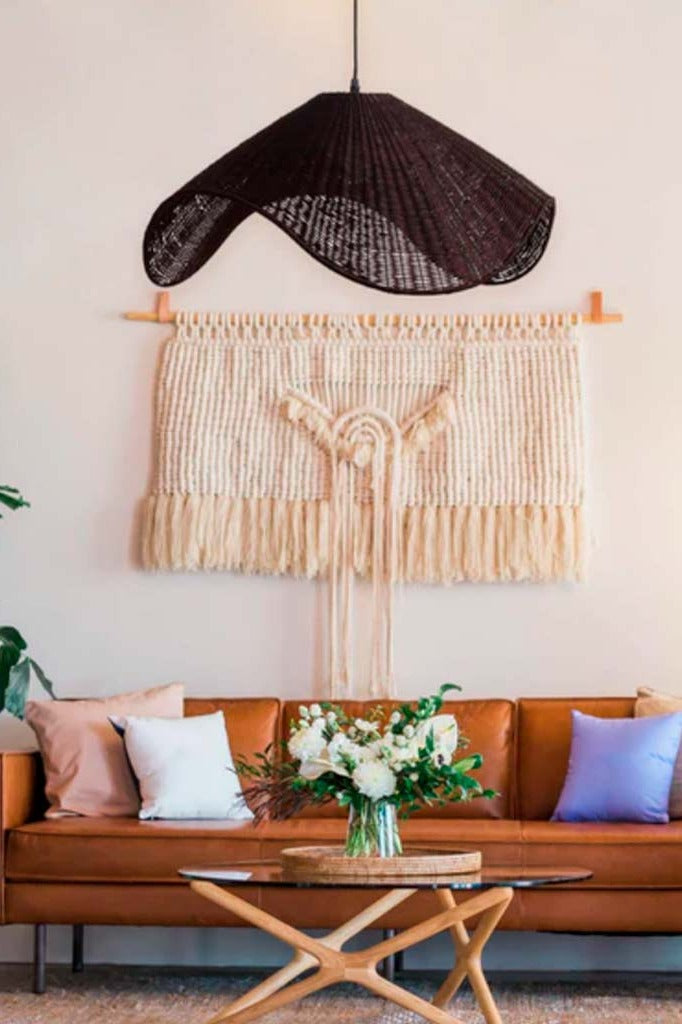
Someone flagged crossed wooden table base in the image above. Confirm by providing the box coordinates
[191,879,513,1024]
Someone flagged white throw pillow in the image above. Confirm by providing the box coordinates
[110,711,252,821]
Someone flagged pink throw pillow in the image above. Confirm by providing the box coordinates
[25,683,184,817]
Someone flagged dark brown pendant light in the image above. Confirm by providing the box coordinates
[143,2,555,296]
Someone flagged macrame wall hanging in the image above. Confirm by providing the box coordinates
[141,311,585,698]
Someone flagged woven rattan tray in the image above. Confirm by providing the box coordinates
[280,846,482,878]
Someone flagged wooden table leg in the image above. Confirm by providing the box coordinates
[190,881,513,1024]
[432,887,513,1024]
[191,881,416,1024]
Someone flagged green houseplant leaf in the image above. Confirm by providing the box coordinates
[0,643,22,709]
[5,658,31,718]
[0,626,27,650]
[0,485,30,516]
[1,486,57,716]
[29,658,56,700]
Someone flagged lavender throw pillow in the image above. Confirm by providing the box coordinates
[552,710,682,823]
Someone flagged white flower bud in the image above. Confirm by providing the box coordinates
[403,724,415,738]
[299,705,310,718]
[310,703,322,718]
[356,719,376,735]
[389,711,401,726]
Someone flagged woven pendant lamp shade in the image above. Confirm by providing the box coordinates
[144,92,555,296]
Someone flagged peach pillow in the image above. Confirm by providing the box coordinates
[635,686,682,819]
[25,683,184,817]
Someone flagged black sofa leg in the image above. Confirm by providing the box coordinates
[72,924,84,973]
[382,928,396,981]
[33,923,46,995]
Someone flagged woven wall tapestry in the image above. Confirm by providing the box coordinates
[141,312,585,696]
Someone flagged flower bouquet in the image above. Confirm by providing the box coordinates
[237,684,495,858]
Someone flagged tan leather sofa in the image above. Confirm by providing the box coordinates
[2,696,681,991]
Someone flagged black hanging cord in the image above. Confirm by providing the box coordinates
[350,0,360,93]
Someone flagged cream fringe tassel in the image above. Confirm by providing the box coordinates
[141,496,585,583]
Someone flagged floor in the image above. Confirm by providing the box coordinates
[0,966,681,1024]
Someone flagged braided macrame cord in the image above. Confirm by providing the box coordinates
[141,312,586,698]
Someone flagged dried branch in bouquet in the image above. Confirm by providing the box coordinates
[235,745,334,823]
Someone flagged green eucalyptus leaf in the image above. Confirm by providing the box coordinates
[5,658,31,719]
[0,626,27,650]
[458,775,482,791]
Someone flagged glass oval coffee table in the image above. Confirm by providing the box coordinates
[180,860,592,1024]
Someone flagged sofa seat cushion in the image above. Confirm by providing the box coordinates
[521,820,682,887]
[6,818,262,883]
[7,817,523,884]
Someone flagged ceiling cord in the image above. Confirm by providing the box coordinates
[350,0,360,93]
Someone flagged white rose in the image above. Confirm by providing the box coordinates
[310,703,322,718]
[389,711,401,726]
[352,759,397,801]
[288,718,327,762]
[403,724,415,739]
[298,705,310,718]
[326,710,337,723]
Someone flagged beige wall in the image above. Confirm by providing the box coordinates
[1,0,682,966]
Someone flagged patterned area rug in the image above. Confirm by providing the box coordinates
[0,967,681,1024]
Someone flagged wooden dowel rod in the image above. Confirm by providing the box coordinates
[123,290,623,327]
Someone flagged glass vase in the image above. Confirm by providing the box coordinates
[345,799,403,858]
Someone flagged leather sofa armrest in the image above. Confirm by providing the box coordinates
[0,750,42,924]
[1,749,42,840]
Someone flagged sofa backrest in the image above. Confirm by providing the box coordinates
[282,698,515,819]
[185,698,280,776]
[516,697,635,820]
[183,695,642,822]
